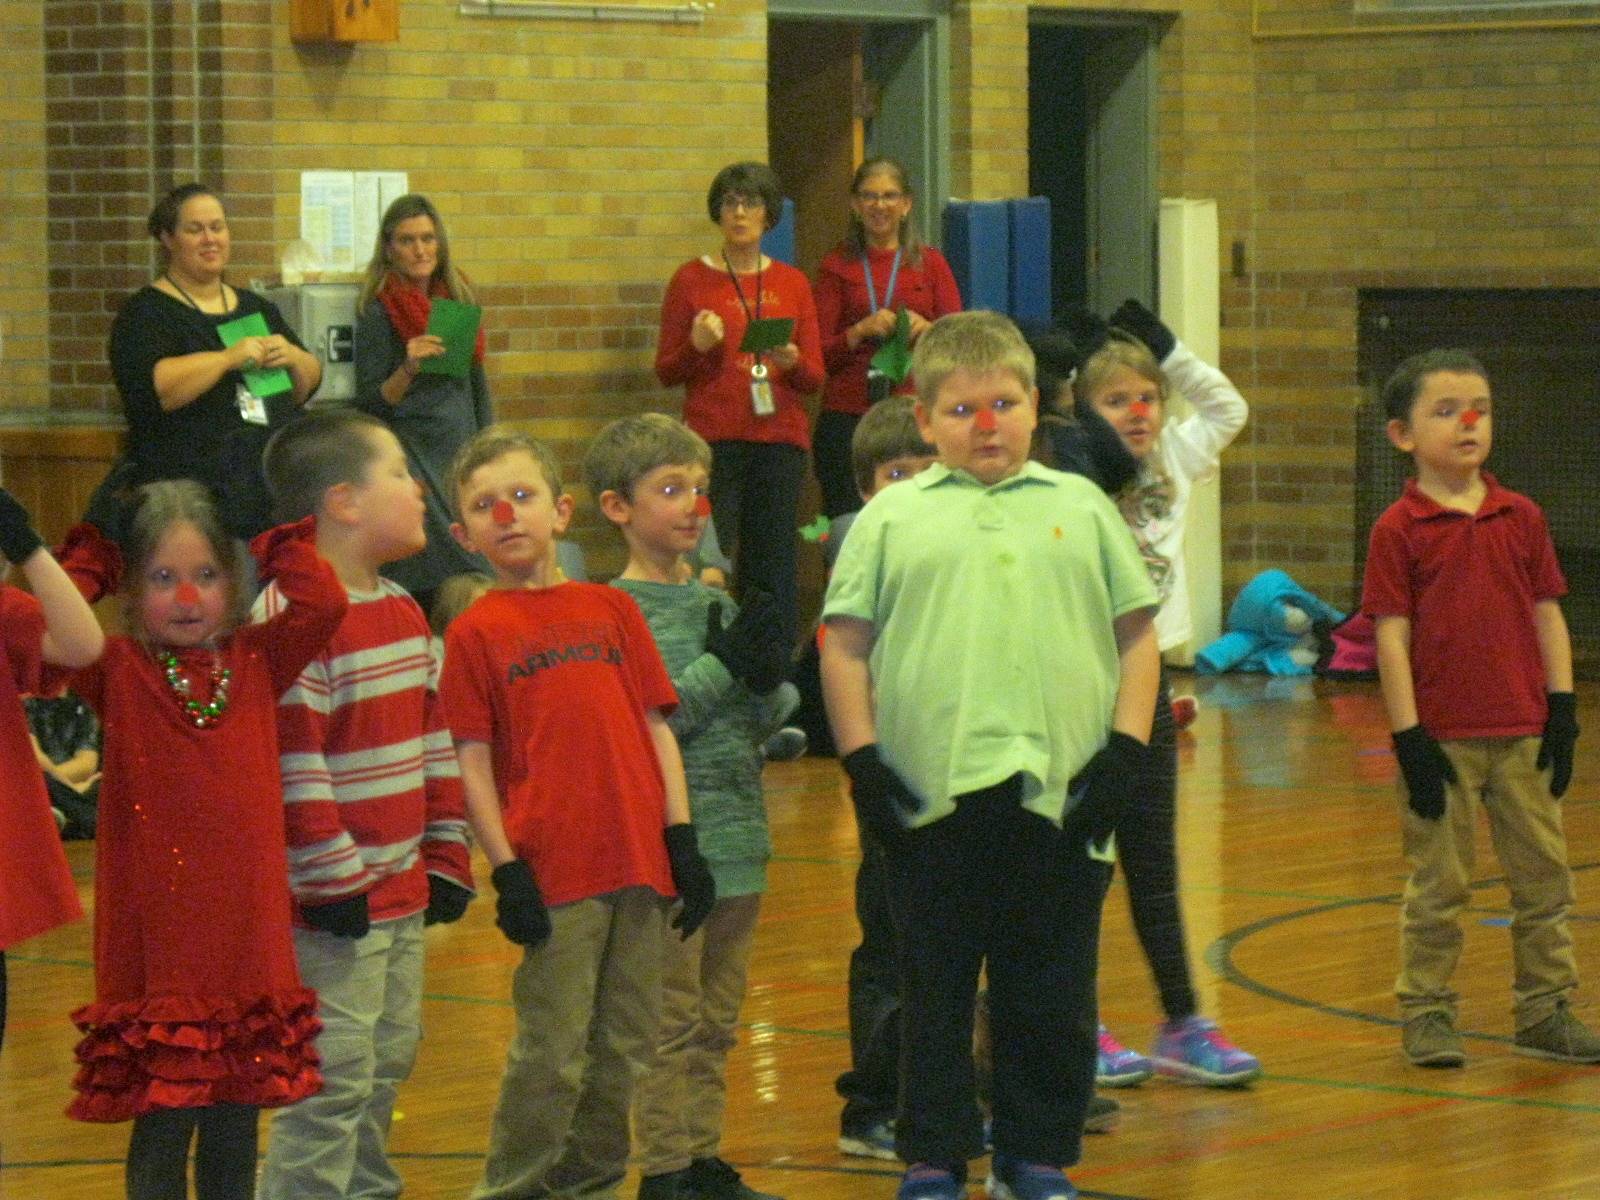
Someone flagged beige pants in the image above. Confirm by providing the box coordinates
[1396,736,1578,1031]
[471,887,667,1200]
[632,893,762,1177]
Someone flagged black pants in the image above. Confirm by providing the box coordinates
[888,777,1110,1169]
[836,825,901,1135]
[126,1103,259,1200]
[812,409,864,519]
[1111,673,1196,1021]
[708,440,807,644]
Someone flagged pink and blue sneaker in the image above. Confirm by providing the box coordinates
[896,1164,965,1200]
[1151,1015,1260,1086]
[1095,1024,1153,1087]
[986,1155,1078,1200]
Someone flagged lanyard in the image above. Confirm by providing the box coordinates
[861,248,902,315]
[722,253,763,325]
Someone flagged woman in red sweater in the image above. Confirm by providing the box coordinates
[812,158,962,516]
[655,162,823,642]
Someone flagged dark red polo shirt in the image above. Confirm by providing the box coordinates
[1362,472,1565,740]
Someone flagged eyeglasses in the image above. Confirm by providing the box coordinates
[720,195,766,213]
[856,191,905,205]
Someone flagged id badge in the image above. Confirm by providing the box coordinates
[749,362,775,417]
[236,383,269,426]
[866,368,892,405]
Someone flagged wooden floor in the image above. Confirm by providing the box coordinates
[4,675,1600,1199]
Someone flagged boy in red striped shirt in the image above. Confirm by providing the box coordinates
[255,407,475,1200]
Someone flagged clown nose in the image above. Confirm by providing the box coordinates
[973,407,998,433]
[491,500,515,525]
[1128,400,1151,419]
[175,581,200,607]
[1461,409,1481,429]
[693,495,713,518]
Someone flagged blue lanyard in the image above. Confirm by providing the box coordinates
[861,248,902,315]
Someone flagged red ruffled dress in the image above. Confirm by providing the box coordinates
[60,520,347,1122]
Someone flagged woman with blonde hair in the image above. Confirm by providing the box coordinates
[354,193,493,611]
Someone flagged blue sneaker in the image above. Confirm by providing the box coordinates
[838,1120,899,1161]
[985,1155,1077,1200]
[1151,1016,1261,1086]
[896,1164,965,1200]
[1095,1024,1152,1087]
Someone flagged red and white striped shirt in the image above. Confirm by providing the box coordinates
[255,578,472,923]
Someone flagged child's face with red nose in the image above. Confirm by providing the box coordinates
[600,462,713,564]
[138,520,233,647]
[1386,370,1492,481]
[915,368,1038,486]
[1087,363,1164,461]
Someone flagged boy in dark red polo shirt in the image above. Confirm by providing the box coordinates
[1363,348,1593,1068]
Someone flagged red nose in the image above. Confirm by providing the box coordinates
[973,407,998,433]
[491,500,515,526]
[175,581,200,607]
[1461,409,1481,430]
[1128,400,1152,420]
[693,495,713,518]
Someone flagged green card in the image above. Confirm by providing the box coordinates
[739,317,795,355]
[216,312,293,399]
[869,308,912,387]
[420,299,483,379]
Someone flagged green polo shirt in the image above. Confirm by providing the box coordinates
[822,460,1157,828]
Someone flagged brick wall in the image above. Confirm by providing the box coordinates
[14,1,1600,601]
[0,2,49,414]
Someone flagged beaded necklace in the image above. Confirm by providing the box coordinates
[158,649,232,728]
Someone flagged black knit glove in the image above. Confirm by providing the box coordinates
[302,893,370,939]
[1392,725,1456,820]
[1538,692,1579,800]
[1069,732,1149,848]
[1109,299,1176,362]
[705,593,789,694]
[664,824,716,939]
[491,860,552,948]
[424,876,474,926]
[841,745,915,844]
[0,487,44,566]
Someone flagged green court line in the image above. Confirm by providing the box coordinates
[1264,1071,1600,1116]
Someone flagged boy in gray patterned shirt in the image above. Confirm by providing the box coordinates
[584,413,793,1200]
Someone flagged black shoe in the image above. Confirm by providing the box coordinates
[640,1168,692,1200]
[687,1156,784,1200]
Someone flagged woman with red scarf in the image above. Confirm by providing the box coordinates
[355,194,494,611]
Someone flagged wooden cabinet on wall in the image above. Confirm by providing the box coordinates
[290,0,399,44]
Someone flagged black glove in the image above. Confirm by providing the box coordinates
[705,593,789,694]
[424,876,474,926]
[1392,725,1456,820]
[1538,692,1579,800]
[0,487,44,566]
[491,860,552,947]
[1069,732,1148,848]
[841,744,915,844]
[1109,299,1176,362]
[1072,400,1143,495]
[302,893,370,939]
[664,823,716,939]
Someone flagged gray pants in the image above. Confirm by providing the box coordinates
[259,913,426,1200]
[472,886,667,1200]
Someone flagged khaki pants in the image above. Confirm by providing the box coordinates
[260,913,425,1200]
[632,893,761,1177]
[472,886,666,1200]
[1396,736,1578,1031]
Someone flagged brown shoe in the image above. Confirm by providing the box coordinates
[1402,1011,1465,1067]
[1514,1005,1600,1064]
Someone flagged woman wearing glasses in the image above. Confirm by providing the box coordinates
[812,158,961,517]
[655,161,823,642]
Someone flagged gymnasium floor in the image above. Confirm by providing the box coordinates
[3,675,1598,1198]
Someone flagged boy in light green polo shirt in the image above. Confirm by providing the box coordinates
[820,311,1159,1200]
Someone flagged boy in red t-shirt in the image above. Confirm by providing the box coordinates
[1363,349,1593,1068]
[438,426,715,1200]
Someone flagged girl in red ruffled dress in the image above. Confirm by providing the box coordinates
[58,479,346,1200]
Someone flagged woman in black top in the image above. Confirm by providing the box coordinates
[108,183,322,536]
